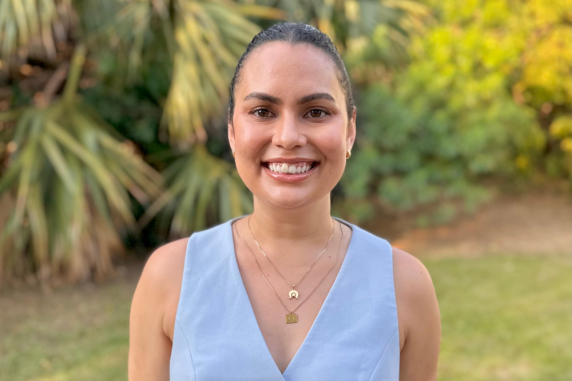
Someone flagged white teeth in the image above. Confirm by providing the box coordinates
[267,162,315,174]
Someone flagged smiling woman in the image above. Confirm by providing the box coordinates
[128,22,441,381]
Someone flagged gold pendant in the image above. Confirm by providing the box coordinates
[288,288,299,299]
[286,313,298,324]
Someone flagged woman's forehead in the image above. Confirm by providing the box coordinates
[237,42,342,101]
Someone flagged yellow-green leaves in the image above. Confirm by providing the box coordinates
[163,0,262,146]
[0,97,162,287]
[104,0,278,146]
[139,145,252,237]
[0,0,73,61]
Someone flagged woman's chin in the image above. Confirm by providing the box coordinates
[255,187,328,210]
[267,195,312,209]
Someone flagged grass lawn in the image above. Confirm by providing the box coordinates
[0,254,569,380]
[0,268,137,381]
[427,254,571,381]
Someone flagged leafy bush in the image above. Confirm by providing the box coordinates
[342,80,543,225]
[341,0,568,225]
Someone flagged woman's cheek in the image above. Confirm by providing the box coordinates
[312,130,345,159]
[238,126,270,151]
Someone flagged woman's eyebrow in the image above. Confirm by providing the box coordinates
[298,93,335,104]
[243,92,281,105]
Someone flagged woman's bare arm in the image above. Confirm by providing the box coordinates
[394,247,441,381]
[128,238,188,381]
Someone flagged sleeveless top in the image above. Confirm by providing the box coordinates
[170,216,400,381]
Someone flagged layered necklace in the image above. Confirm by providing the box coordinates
[234,216,344,324]
[248,215,336,300]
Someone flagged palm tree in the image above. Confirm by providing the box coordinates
[0,45,163,286]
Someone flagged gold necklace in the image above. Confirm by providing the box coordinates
[247,215,335,300]
[234,218,343,324]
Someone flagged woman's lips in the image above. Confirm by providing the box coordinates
[262,161,320,182]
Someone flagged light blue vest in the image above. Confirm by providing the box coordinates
[170,216,400,380]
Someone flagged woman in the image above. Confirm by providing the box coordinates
[129,22,441,380]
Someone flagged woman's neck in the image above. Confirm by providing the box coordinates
[245,194,336,267]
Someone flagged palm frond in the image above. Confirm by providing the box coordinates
[93,0,282,146]
[259,0,429,58]
[139,145,252,238]
[0,0,73,61]
[163,0,265,146]
[0,45,164,288]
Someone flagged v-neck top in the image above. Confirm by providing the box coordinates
[170,216,400,381]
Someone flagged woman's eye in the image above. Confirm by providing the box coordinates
[306,109,328,118]
[253,109,272,118]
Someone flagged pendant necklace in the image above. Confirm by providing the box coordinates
[234,217,343,324]
[247,215,335,300]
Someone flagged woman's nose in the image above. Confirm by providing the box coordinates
[272,112,306,149]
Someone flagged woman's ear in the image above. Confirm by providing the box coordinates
[228,118,235,153]
[347,107,357,152]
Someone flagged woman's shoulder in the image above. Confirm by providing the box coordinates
[141,237,189,291]
[134,237,190,340]
[392,246,436,310]
[391,246,440,351]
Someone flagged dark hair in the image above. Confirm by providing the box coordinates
[228,22,355,123]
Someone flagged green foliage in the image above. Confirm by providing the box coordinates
[0,0,74,61]
[0,46,163,287]
[263,0,429,49]
[514,0,572,177]
[260,0,431,84]
[344,84,517,224]
[547,115,572,177]
[342,0,567,225]
[81,85,166,155]
[139,145,252,238]
[417,0,571,177]
[85,0,283,146]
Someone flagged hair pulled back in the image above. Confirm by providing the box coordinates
[228,22,355,123]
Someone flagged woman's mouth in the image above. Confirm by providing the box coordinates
[264,161,317,174]
[261,161,320,182]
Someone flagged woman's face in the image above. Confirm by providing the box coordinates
[229,42,356,209]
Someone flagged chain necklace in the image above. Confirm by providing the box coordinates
[234,217,343,324]
[247,215,335,300]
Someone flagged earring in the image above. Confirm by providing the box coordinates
[346,150,351,159]
[232,150,235,158]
